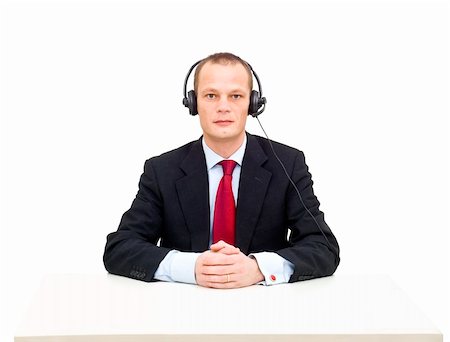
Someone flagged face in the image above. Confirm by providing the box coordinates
[196,61,251,148]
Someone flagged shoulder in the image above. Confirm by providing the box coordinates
[247,133,304,160]
[143,138,202,171]
[244,133,308,177]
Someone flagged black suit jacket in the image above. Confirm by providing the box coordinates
[103,133,339,282]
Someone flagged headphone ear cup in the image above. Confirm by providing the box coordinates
[249,90,261,116]
[184,90,198,116]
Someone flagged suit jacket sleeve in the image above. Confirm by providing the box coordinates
[103,158,171,282]
[275,151,340,282]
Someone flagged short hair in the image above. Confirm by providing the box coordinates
[193,52,253,94]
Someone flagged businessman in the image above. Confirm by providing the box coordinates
[103,52,340,288]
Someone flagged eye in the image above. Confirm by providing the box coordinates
[206,94,216,99]
[231,94,242,100]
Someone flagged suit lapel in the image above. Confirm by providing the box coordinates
[236,134,272,254]
[175,139,210,252]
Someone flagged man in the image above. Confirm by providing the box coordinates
[103,52,339,288]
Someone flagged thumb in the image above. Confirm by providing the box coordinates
[210,240,240,254]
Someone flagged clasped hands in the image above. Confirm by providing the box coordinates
[195,240,265,289]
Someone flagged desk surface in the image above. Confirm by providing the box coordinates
[15,274,442,342]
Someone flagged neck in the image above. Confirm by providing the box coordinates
[204,133,245,159]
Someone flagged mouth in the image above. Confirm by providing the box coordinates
[214,120,234,126]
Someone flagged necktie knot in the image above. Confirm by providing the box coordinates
[219,160,237,176]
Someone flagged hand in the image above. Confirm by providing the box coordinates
[195,240,265,289]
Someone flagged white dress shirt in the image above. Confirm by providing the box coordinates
[154,136,294,285]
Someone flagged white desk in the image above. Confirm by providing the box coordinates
[15,274,442,342]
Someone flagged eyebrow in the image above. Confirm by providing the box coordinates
[199,87,247,94]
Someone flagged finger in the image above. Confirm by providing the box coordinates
[215,245,240,255]
[202,273,242,288]
[202,281,235,289]
[201,273,231,284]
[201,253,238,266]
[196,269,247,289]
[210,240,228,251]
[210,240,239,253]
[203,276,243,289]
[201,264,234,276]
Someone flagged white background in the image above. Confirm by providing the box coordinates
[0,0,449,340]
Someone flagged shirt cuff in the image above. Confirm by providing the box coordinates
[250,252,295,286]
[154,250,200,284]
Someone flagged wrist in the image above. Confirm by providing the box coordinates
[250,256,265,283]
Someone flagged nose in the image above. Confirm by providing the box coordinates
[217,95,231,113]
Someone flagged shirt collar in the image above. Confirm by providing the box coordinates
[202,135,247,170]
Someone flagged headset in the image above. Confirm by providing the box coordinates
[181,57,338,257]
[182,59,267,117]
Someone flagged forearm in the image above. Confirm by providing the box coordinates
[103,229,171,282]
[154,250,200,284]
[276,233,340,282]
[250,252,294,285]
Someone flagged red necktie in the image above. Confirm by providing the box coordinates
[213,160,237,245]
